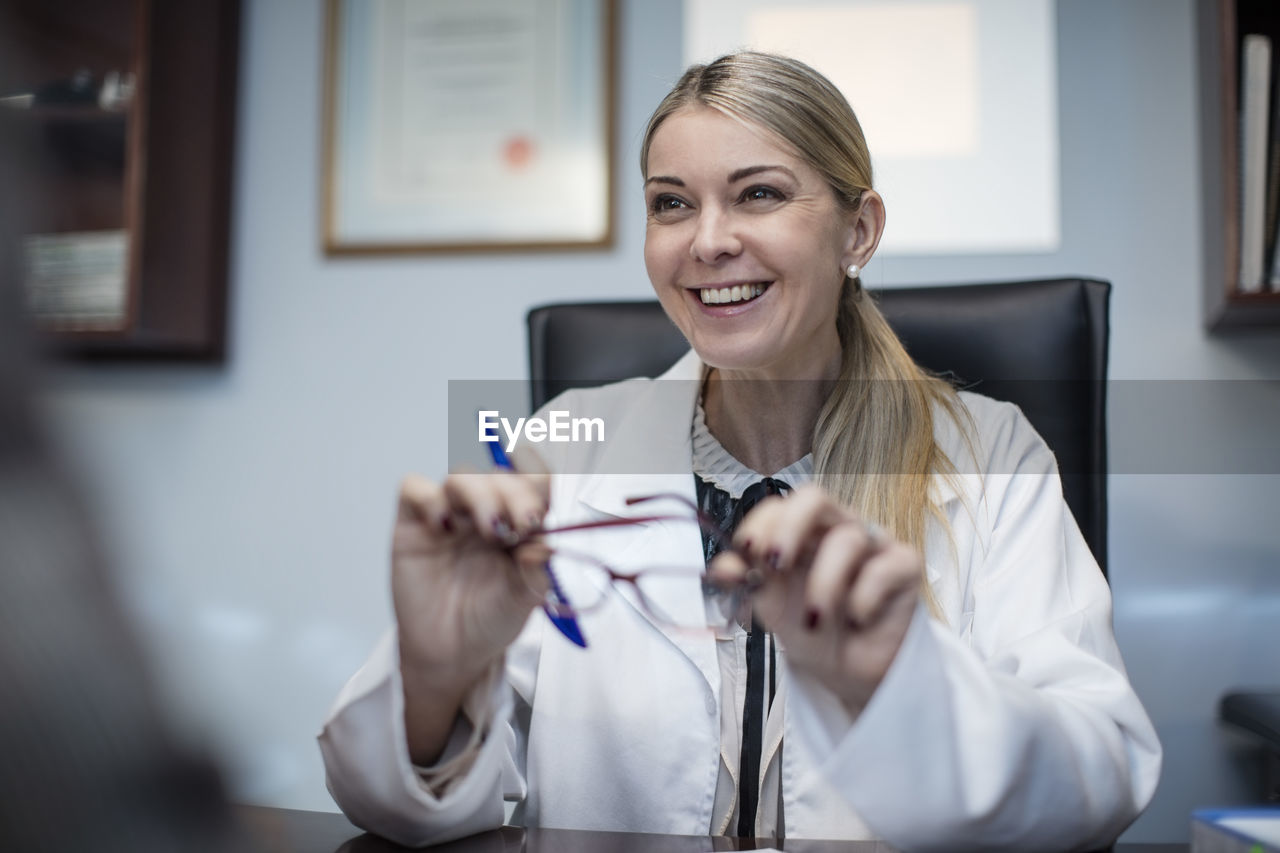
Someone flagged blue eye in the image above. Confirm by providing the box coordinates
[741,185,782,202]
[649,194,688,214]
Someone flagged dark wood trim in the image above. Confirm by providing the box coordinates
[1201,0,1280,331]
[29,0,239,360]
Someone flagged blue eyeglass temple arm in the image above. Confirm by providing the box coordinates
[483,431,588,649]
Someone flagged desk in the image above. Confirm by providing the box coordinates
[237,806,1189,853]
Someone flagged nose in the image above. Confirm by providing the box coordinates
[690,207,741,263]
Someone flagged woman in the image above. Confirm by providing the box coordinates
[320,52,1160,850]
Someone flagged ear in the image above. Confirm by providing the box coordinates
[841,189,886,270]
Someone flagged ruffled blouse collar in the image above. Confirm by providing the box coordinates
[691,396,813,500]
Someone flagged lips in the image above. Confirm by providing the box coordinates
[697,282,770,305]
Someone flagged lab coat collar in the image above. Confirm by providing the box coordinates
[573,349,704,521]
[563,350,720,688]
[568,348,964,518]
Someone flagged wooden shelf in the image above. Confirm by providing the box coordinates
[4,0,240,360]
[1200,0,1280,331]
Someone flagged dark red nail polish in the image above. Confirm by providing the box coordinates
[805,608,820,630]
[766,549,781,570]
[441,514,454,533]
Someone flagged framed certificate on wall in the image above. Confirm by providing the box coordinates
[322,0,615,254]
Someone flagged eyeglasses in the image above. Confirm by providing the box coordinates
[516,493,755,638]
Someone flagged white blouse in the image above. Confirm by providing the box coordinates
[691,398,811,838]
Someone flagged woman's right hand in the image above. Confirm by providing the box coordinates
[391,464,551,763]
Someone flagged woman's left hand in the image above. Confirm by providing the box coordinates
[708,483,922,715]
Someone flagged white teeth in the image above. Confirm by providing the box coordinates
[699,283,767,305]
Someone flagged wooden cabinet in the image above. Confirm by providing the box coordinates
[1200,0,1280,331]
[2,0,240,359]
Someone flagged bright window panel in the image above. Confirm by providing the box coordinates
[685,0,1060,255]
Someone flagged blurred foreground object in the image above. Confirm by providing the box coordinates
[0,10,247,850]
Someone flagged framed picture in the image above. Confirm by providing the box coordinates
[322,0,615,254]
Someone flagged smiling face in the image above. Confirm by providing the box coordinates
[643,106,861,380]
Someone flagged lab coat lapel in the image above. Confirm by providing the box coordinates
[572,349,702,519]
[567,351,721,691]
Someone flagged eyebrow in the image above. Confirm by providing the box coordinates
[644,164,797,188]
[728,164,796,183]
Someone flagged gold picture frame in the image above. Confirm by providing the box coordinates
[322,0,616,255]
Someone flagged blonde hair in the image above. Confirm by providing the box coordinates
[641,52,973,616]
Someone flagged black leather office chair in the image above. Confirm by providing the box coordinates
[1219,691,1280,802]
[527,277,1110,576]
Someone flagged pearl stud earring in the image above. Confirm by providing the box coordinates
[846,263,860,280]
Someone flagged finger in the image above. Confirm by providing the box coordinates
[735,484,849,572]
[728,494,790,567]
[506,444,552,530]
[452,444,551,539]
[803,521,875,630]
[508,443,551,476]
[397,474,454,535]
[512,540,553,568]
[707,550,752,588]
[862,522,890,553]
[846,542,921,628]
[442,472,519,543]
[484,468,550,538]
[512,542,554,601]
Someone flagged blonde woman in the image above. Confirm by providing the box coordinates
[320,53,1160,851]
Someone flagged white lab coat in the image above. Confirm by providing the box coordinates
[319,351,1161,851]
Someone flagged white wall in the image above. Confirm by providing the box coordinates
[36,0,1280,842]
